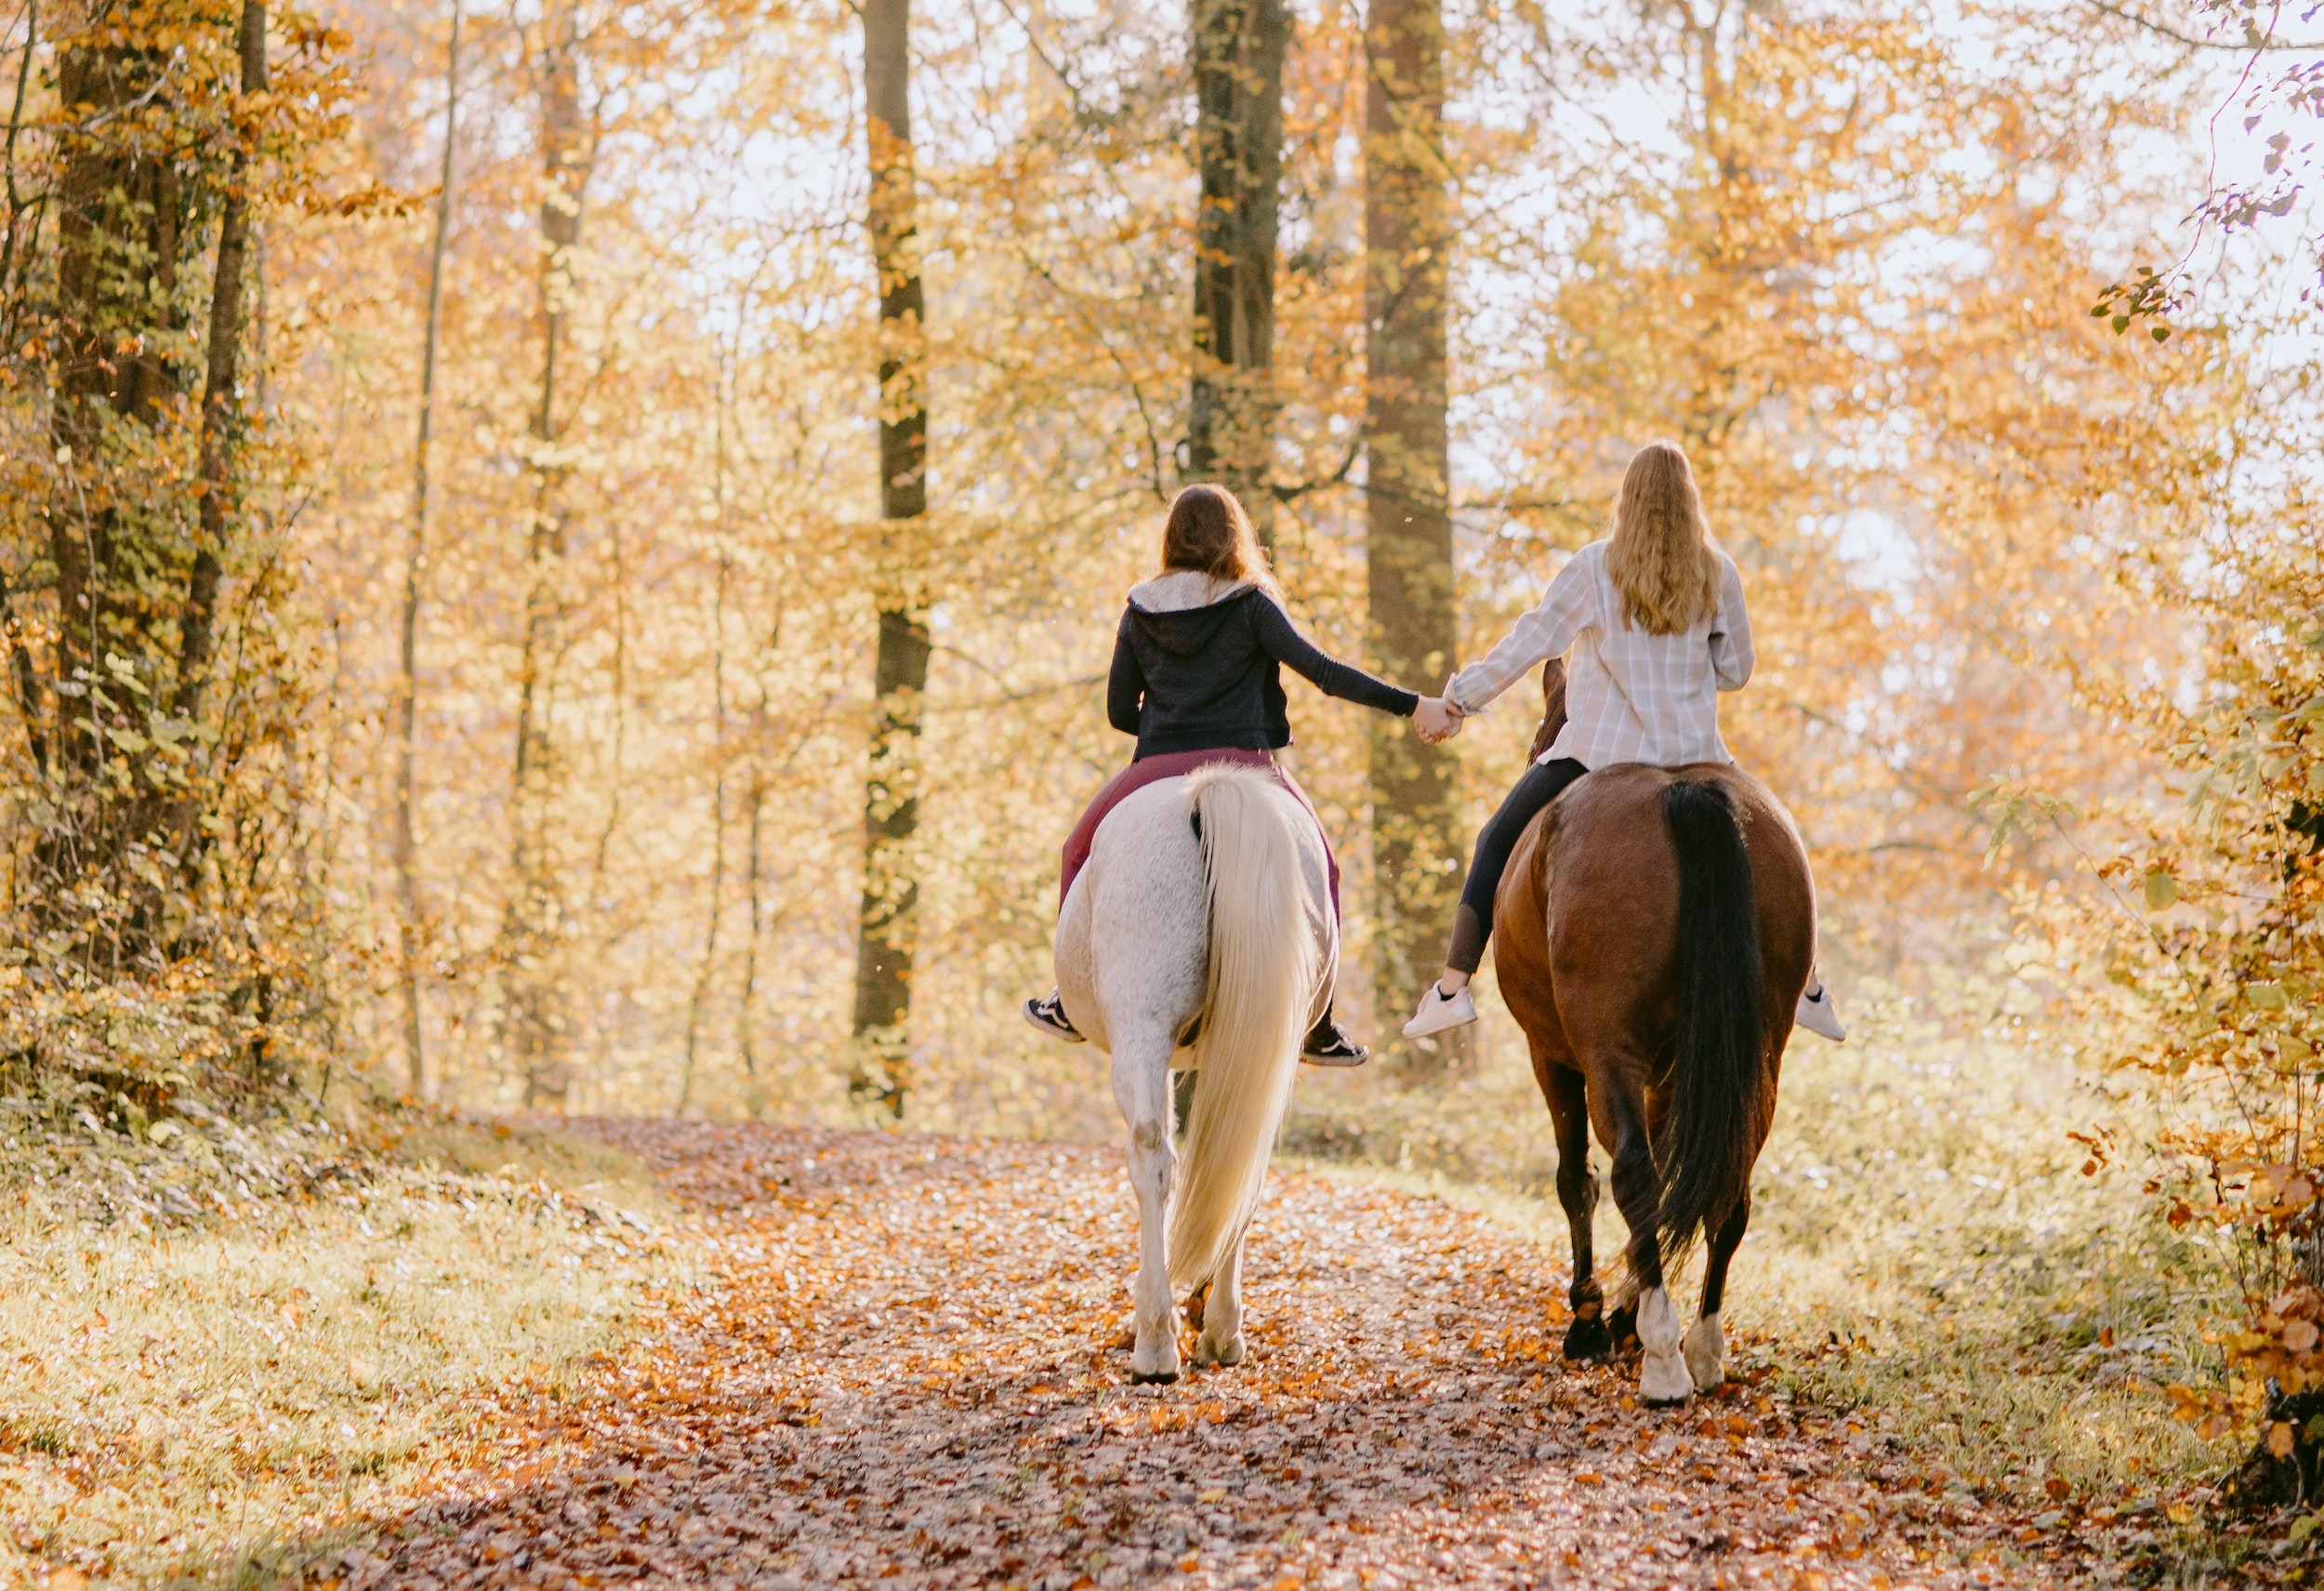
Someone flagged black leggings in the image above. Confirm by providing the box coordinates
[1446,758,1588,974]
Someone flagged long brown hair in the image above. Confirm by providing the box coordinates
[1160,484,1283,602]
[1604,441,1720,635]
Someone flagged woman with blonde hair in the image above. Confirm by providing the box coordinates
[1403,440,1843,1041]
[1025,483,1462,1064]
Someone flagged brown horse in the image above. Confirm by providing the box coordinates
[1493,668,1815,1407]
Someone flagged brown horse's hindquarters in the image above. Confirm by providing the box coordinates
[1503,769,1811,1106]
[1500,764,1815,1058]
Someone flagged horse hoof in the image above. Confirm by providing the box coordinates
[1562,1318,1612,1360]
[1130,1368,1180,1385]
[1683,1313,1724,1391]
[1643,1392,1691,1411]
[1196,1335,1246,1368]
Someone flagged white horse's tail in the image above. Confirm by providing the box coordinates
[1168,764,1313,1290]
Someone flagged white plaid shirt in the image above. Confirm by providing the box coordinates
[1447,539,1753,769]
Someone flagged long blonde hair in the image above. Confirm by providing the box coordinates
[1160,484,1284,602]
[1604,441,1719,635]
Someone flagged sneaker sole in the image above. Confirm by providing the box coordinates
[1796,993,1845,1043]
[1022,1008,1086,1044]
[1401,1010,1477,1041]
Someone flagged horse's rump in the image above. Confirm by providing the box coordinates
[1495,762,1814,1061]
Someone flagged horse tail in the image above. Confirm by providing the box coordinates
[1657,777,1770,1264]
[1168,765,1311,1290]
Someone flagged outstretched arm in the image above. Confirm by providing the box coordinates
[1106,615,1144,736]
[1446,554,1591,715]
[1250,598,1420,717]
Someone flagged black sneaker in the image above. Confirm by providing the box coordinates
[1023,989,1085,1044]
[1301,1018,1369,1067]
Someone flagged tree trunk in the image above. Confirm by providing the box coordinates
[1186,0,1286,539]
[505,1,591,1109]
[1363,0,1460,1071]
[850,0,931,1118]
[47,22,189,787]
[680,395,734,1115]
[393,0,461,1101]
[173,0,268,725]
[737,754,767,1084]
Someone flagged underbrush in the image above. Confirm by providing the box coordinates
[0,1106,682,1587]
[1285,969,2238,1519]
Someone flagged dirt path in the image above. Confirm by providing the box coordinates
[327,1123,2118,1590]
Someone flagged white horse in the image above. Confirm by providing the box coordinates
[1054,762,1336,1383]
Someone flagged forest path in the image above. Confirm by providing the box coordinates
[332,1122,2101,1590]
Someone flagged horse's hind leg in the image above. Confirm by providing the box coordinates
[1113,1040,1182,1384]
[1543,1062,1608,1360]
[1195,1227,1247,1368]
[1599,1068,1693,1408]
[1603,1080,1671,1352]
[1684,1191,1750,1391]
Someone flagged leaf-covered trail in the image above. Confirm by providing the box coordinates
[330,1123,2111,1590]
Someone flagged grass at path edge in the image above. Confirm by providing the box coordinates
[0,1108,684,1589]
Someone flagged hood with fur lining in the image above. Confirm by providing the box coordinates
[1125,572,1261,658]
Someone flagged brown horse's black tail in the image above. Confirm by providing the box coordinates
[1657,777,1769,1264]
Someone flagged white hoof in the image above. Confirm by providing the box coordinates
[1195,1332,1245,1368]
[1640,1350,1694,1407]
[1635,1286,1693,1408]
[1683,1312,1725,1391]
[1132,1317,1182,1384]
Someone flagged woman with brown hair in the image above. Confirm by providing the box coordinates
[1025,483,1462,1065]
[1402,440,1844,1042]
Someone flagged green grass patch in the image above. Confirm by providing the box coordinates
[0,1106,682,1587]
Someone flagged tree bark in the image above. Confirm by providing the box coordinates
[1186,0,1286,539]
[680,384,734,1115]
[850,0,931,1118]
[173,0,268,724]
[49,18,189,781]
[391,0,461,1101]
[735,603,780,1096]
[505,1,591,1109]
[737,751,767,1082]
[1363,0,1460,1071]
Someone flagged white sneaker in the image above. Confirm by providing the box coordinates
[1402,982,1478,1040]
[1795,982,1846,1042]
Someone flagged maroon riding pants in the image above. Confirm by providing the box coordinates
[1058,748,1340,923]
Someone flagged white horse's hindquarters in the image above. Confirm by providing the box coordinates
[1055,780,1211,1059]
[1057,775,1340,1055]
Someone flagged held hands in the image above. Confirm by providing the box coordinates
[1413,692,1466,745]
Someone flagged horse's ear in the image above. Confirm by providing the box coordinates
[1529,659,1569,763]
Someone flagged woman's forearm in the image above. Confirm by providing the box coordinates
[1450,557,1590,714]
[1254,600,1419,716]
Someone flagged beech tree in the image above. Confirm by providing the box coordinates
[1363,0,1459,1067]
[849,0,932,1118]
[501,0,597,1107]
[1187,0,1287,530]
